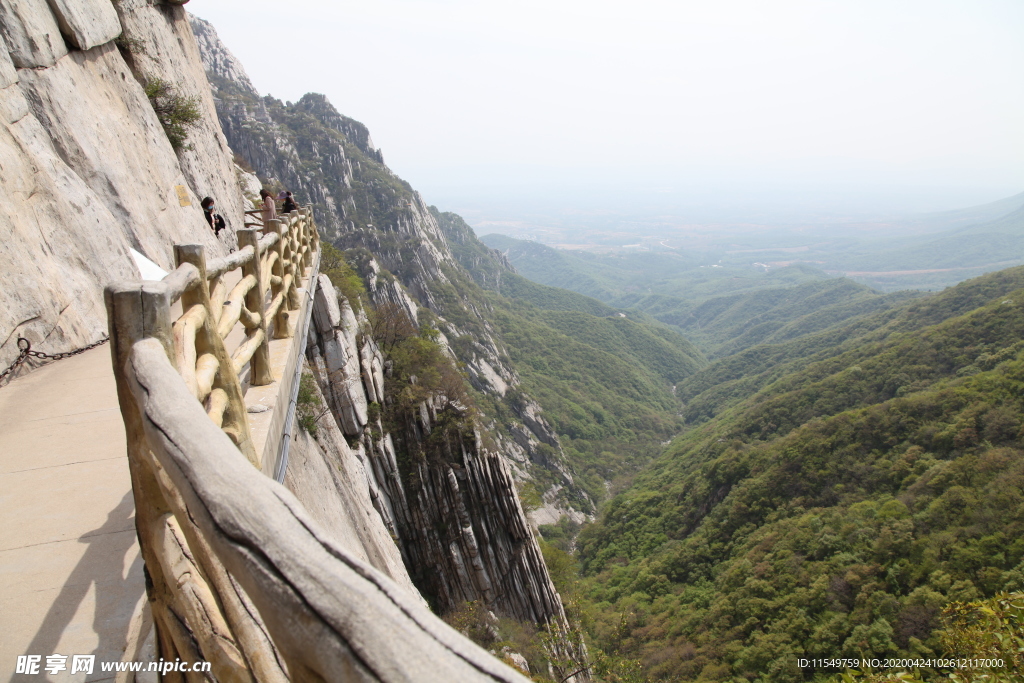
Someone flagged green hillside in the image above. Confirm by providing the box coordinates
[481,233,897,358]
[431,209,709,502]
[571,266,1024,681]
[481,234,830,308]
[621,279,920,358]
[838,205,1024,274]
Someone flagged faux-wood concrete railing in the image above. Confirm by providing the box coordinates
[105,209,529,681]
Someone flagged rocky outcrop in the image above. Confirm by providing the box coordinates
[283,373,421,600]
[393,419,565,624]
[188,13,254,94]
[0,0,247,369]
[306,275,567,626]
[311,273,370,435]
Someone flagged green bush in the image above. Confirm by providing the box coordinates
[320,242,367,311]
[144,78,201,150]
[296,370,324,435]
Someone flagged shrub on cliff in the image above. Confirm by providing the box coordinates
[144,78,201,150]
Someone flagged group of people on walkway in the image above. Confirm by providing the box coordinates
[258,189,299,223]
[201,188,300,238]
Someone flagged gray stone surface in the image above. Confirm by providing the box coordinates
[0,0,67,68]
[0,34,19,88]
[1,4,248,370]
[284,378,422,601]
[312,277,369,435]
[16,42,215,269]
[188,13,255,94]
[113,0,249,241]
[0,80,133,375]
[45,0,121,50]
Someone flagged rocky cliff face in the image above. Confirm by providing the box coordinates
[190,19,593,676]
[305,271,567,625]
[191,14,584,502]
[0,0,251,369]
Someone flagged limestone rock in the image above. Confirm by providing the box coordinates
[17,42,218,270]
[359,337,384,405]
[45,0,121,50]
[0,76,26,121]
[503,650,530,675]
[0,34,19,88]
[187,13,255,95]
[313,273,343,331]
[311,276,367,435]
[0,0,67,68]
[360,257,420,326]
[515,397,559,447]
[114,0,248,239]
[1,5,247,367]
[465,356,509,396]
[0,82,134,369]
[284,373,422,602]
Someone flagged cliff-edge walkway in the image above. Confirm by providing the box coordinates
[3,207,535,682]
[0,209,319,679]
[0,345,145,680]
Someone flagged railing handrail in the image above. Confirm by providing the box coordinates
[124,337,528,682]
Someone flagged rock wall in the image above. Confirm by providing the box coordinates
[0,0,246,369]
[283,370,422,601]
[306,274,567,625]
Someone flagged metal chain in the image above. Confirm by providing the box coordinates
[0,336,109,385]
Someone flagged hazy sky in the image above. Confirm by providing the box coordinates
[192,0,1024,215]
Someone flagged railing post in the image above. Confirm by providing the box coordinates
[286,217,302,312]
[173,244,260,467]
[265,220,292,339]
[105,280,197,671]
[236,229,274,386]
[308,208,320,253]
[300,211,312,268]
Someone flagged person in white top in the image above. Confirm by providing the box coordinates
[259,188,277,223]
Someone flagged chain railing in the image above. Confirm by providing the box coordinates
[0,336,109,386]
[105,206,526,682]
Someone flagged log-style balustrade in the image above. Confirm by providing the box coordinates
[105,208,528,682]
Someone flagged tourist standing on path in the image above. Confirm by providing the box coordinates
[201,197,226,236]
[260,188,277,223]
[282,191,298,214]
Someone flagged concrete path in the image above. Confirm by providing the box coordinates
[0,346,144,682]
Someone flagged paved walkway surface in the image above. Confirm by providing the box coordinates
[1,347,144,682]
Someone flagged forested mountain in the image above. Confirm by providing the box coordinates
[615,281,919,359]
[433,210,707,503]
[192,17,719,678]
[482,233,925,359]
[481,233,830,309]
[572,266,1024,681]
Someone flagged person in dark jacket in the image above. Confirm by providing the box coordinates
[282,191,298,214]
[201,196,226,236]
